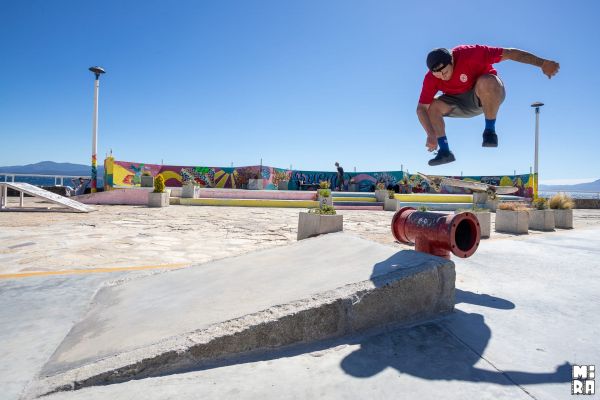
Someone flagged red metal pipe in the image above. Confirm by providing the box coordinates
[391,207,481,259]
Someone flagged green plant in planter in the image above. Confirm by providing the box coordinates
[153,175,165,193]
[142,170,152,177]
[532,197,548,210]
[548,193,574,209]
[417,205,428,212]
[319,180,330,189]
[309,205,336,215]
[376,182,386,190]
[387,190,395,199]
[317,188,331,198]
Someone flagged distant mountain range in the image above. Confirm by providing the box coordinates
[539,179,600,192]
[0,161,104,177]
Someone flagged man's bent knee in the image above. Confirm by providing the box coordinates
[476,74,503,92]
[427,99,451,117]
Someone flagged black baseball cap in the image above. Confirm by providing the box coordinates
[427,48,452,71]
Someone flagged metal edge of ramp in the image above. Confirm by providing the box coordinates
[0,183,96,213]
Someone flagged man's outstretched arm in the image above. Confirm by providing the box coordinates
[500,48,560,79]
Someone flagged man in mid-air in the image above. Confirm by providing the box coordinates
[417,45,560,166]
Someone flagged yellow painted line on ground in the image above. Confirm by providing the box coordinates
[0,263,190,280]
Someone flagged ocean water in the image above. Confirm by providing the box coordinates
[539,191,600,200]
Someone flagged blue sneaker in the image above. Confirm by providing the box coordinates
[428,150,456,166]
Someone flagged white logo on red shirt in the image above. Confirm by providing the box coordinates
[460,74,468,83]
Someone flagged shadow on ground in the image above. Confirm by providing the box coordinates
[341,288,571,386]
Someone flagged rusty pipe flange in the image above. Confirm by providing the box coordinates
[447,211,481,258]
[391,206,415,243]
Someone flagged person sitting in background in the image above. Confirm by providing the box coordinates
[67,177,90,196]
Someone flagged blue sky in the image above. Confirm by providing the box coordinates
[1,0,598,183]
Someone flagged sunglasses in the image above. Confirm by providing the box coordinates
[431,63,450,73]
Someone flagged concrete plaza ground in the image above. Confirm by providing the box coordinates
[1,200,599,399]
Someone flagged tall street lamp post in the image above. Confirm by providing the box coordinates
[531,102,544,199]
[89,66,106,193]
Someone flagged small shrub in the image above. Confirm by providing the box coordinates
[498,201,528,211]
[376,182,386,190]
[387,190,395,199]
[309,205,336,215]
[153,175,165,193]
[548,193,574,210]
[532,197,548,210]
[317,188,331,198]
[417,205,428,212]
[142,170,152,176]
[319,180,330,189]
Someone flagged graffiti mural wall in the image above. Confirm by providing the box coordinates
[104,157,534,196]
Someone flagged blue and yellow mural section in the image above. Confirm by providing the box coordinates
[104,157,536,197]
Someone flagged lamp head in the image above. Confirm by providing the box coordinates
[89,66,106,77]
[531,102,544,108]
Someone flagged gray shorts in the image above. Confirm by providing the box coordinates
[438,78,505,118]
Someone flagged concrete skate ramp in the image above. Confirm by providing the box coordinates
[32,233,454,396]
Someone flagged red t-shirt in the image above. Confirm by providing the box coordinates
[418,45,504,104]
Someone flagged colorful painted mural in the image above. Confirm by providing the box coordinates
[104,157,534,197]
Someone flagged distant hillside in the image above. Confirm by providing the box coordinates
[539,179,600,192]
[0,161,104,177]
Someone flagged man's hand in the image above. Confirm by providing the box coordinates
[541,60,560,79]
[426,134,438,152]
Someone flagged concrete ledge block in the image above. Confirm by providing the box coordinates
[26,234,454,397]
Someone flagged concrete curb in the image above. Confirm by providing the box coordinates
[26,259,454,398]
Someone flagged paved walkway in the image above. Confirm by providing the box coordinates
[1,203,599,399]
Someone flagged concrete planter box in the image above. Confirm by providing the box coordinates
[297,212,343,240]
[384,197,399,211]
[140,175,154,188]
[148,192,170,208]
[318,195,333,208]
[495,209,529,234]
[528,209,555,231]
[374,189,387,202]
[553,209,573,229]
[181,184,199,199]
[248,179,263,190]
[278,180,289,190]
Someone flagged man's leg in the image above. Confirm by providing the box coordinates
[426,99,453,139]
[475,75,505,147]
[426,99,456,166]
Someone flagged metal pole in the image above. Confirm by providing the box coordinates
[531,102,544,199]
[89,66,105,193]
[91,77,100,192]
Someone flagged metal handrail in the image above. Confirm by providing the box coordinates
[0,173,92,186]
